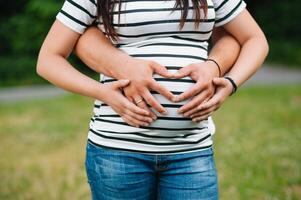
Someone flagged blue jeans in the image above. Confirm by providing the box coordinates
[85,141,218,200]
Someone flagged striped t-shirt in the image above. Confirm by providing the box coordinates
[56,0,246,155]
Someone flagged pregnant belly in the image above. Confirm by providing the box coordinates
[99,73,199,129]
[95,40,210,132]
[97,76,209,133]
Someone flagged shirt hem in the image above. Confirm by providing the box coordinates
[86,138,213,156]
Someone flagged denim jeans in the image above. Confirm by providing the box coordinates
[85,140,218,200]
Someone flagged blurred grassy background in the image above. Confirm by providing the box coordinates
[0,0,301,199]
[0,86,300,200]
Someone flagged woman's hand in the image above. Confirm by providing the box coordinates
[172,61,220,117]
[189,77,233,122]
[101,79,154,128]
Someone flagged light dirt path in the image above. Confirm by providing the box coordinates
[1,65,300,102]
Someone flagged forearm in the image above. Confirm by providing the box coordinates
[208,27,241,76]
[75,27,132,79]
[37,52,108,102]
[223,10,269,87]
[227,36,268,86]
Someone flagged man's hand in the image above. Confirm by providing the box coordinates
[120,57,176,119]
[172,61,220,117]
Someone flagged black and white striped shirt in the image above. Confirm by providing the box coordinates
[56,0,246,155]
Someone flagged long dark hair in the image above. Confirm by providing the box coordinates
[96,0,208,42]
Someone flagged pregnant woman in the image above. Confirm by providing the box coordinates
[36,0,268,199]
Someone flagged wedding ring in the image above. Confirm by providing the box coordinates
[135,99,143,104]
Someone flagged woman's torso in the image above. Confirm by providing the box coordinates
[89,0,216,154]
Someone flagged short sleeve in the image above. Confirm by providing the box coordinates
[56,0,98,34]
[213,0,246,27]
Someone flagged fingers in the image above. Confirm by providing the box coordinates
[182,98,212,117]
[177,89,209,114]
[133,96,157,120]
[149,79,176,102]
[124,100,151,117]
[189,78,232,123]
[192,112,213,123]
[171,66,191,79]
[151,61,173,78]
[191,103,219,119]
[122,115,149,128]
[125,108,153,123]
[175,81,206,102]
[141,89,168,115]
[119,100,153,127]
[135,99,158,120]
[121,116,138,127]
[190,88,227,120]
[197,93,221,111]
[112,79,130,89]
[213,77,228,86]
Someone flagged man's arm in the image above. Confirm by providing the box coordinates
[209,27,241,75]
[74,26,242,118]
[170,27,241,114]
[75,26,240,80]
[75,27,176,118]
[74,27,131,79]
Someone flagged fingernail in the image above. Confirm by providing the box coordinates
[143,123,149,126]
[177,109,182,114]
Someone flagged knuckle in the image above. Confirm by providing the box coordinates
[145,78,154,86]
[124,109,130,115]
[190,63,197,68]
[137,115,144,121]
[203,82,211,88]
[148,60,155,65]
[136,86,145,93]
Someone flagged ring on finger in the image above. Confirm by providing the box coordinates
[135,98,144,105]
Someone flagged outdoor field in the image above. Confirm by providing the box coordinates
[0,85,300,200]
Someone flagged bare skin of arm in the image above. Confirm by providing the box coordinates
[74,27,175,120]
[74,26,241,124]
[173,27,241,115]
[36,20,153,128]
[190,9,269,122]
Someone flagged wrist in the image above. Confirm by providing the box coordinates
[109,53,134,79]
[206,58,222,77]
[223,76,238,95]
[204,60,220,78]
[94,83,111,103]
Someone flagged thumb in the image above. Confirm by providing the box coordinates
[151,62,172,78]
[213,77,226,86]
[112,79,130,89]
[172,67,191,79]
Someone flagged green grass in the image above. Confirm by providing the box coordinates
[0,85,300,200]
